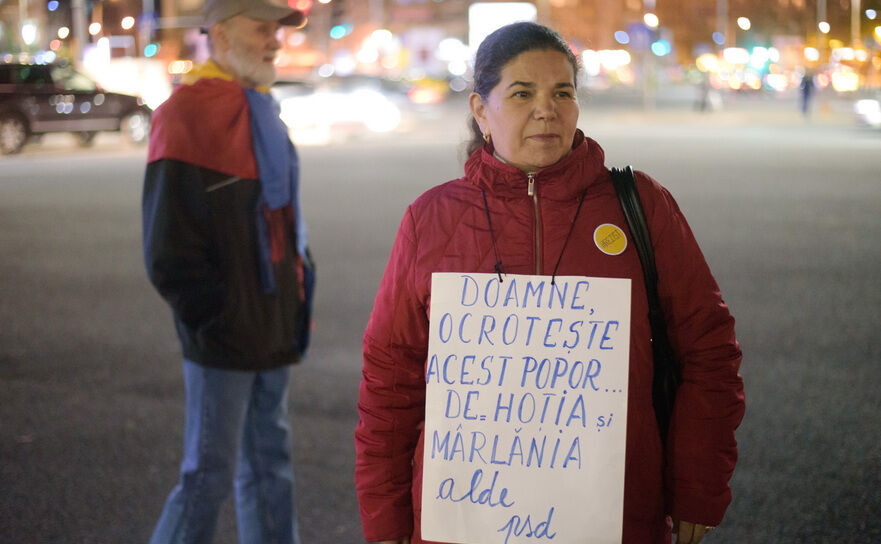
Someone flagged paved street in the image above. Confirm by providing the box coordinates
[1,97,880,543]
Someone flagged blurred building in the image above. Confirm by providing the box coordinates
[2,0,879,92]
[4,0,879,57]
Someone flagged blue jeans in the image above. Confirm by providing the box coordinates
[150,361,302,544]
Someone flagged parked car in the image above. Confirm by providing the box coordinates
[0,59,152,154]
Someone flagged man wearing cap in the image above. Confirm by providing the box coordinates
[142,1,312,542]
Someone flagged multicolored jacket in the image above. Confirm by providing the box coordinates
[142,62,314,370]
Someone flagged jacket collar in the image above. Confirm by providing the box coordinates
[464,129,607,201]
[181,59,272,94]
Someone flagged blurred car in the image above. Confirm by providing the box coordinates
[406,77,450,105]
[854,95,881,129]
[271,75,404,144]
[0,59,152,154]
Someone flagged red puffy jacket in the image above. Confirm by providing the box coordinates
[356,131,744,543]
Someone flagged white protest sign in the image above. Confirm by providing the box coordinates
[422,273,631,544]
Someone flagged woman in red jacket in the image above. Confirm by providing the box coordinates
[355,22,744,544]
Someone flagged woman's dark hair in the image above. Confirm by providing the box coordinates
[466,22,581,156]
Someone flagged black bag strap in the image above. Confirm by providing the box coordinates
[609,166,680,444]
[610,166,660,317]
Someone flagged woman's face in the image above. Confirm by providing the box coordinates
[470,49,579,172]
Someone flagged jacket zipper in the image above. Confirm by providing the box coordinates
[527,172,541,274]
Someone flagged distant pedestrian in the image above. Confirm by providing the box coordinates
[355,22,744,544]
[695,72,712,112]
[800,72,815,116]
[141,1,314,543]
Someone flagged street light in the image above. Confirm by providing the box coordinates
[640,12,660,111]
[21,22,38,46]
[816,0,829,66]
[737,17,751,31]
[121,17,135,31]
[716,0,728,48]
[851,0,861,47]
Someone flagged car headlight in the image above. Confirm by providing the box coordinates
[350,89,401,133]
[855,99,881,115]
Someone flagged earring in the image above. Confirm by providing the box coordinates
[483,131,491,143]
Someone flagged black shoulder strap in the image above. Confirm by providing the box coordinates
[609,166,680,444]
[610,166,657,292]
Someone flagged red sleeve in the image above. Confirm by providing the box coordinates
[147,79,258,180]
[636,172,745,526]
[355,206,429,541]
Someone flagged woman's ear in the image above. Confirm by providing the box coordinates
[469,92,486,133]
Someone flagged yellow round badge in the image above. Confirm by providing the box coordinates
[594,223,627,256]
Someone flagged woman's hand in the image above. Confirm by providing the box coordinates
[674,520,714,543]
[374,539,410,544]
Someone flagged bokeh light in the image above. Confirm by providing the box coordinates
[651,39,671,57]
[21,22,37,45]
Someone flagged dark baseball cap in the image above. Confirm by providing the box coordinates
[203,0,306,29]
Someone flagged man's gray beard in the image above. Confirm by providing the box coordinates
[227,43,276,87]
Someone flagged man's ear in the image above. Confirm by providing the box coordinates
[469,92,486,133]
[208,23,228,52]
